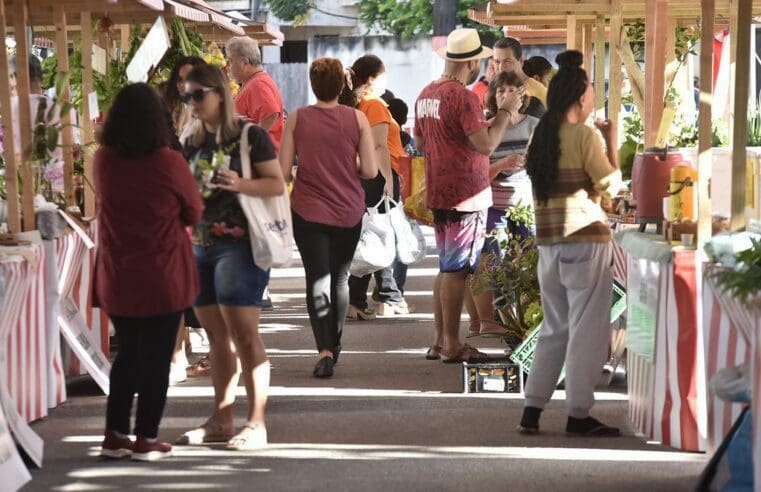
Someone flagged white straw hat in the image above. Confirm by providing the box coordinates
[436,28,493,62]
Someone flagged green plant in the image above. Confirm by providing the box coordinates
[711,239,761,307]
[472,203,541,346]
[748,101,761,146]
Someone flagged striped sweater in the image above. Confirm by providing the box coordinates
[533,122,621,245]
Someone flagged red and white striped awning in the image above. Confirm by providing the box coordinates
[182,0,245,35]
[135,0,165,11]
[165,0,209,23]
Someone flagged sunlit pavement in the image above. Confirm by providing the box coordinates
[24,229,707,491]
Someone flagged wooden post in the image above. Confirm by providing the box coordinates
[609,0,624,131]
[567,16,578,51]
[729,0,751,230]
[81,11,95,218]
[644,0,669,148]
[583,23,593,74]
[120,25,130,58]
[0,0,21,232]
[595,14,606,120]
[13,1,35,231]
[698,0,715,247]
[54,4,76,208]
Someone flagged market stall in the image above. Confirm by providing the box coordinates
[471,2,761,481]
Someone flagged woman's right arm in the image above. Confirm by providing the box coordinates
[278,110,298,183]
[356,110,378,179]
[172,152,204,226]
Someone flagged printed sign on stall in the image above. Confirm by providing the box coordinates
[626,257,660,362]
[0,402,31,492]
[126,16,170,83]
[58,297,110,395]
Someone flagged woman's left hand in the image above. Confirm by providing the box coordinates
[216,168,242,192]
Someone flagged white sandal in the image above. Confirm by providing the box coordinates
[226,422,268,451]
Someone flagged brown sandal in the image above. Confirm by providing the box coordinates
[175,418,234,445]
[425,345,442,360]
[186,355,211,377]
[441,344,490,364]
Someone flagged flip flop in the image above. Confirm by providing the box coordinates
[226,423,268,451]
[441,344,491,364]
[175,419,234,445]
[186,356,211,377]
[425,345,442,360]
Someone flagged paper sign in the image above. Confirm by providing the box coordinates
[58,297,111,395]
[626,257,660,362]
[87,91,99,122]
[0,402,31,491]
[126,16,170,83]
[92,45,107,75]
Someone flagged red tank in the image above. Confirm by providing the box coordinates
[632,148,685,222]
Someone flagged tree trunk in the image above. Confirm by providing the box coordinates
[433,0,458,36]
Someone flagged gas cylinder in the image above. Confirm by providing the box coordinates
[668,165,698,222]
[632,148,685,224]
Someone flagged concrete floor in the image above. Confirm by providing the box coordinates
[22,231,707,491]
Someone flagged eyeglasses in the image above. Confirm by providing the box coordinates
[182,87,216,103]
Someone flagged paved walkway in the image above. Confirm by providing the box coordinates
[24,230,707,491]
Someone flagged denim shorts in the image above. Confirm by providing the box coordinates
[432,209,486,273]
[193,241,270,307]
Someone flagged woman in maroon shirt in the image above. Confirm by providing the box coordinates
[94,83,203,461]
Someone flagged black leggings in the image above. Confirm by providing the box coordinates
[105,312,182,438]
[292,211,362,353]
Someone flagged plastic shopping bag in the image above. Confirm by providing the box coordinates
[709,363,752,403]
[403,156,433,225]
[238,123,294,270]
[350,198,396,277]
[388,198,426,265]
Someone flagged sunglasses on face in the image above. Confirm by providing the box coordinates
[182,87,216,103]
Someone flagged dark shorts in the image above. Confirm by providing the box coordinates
[193,241,270,308]
[432,209,486,273]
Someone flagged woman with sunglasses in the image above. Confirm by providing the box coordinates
[175,64,285,450]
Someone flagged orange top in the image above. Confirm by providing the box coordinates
[358,95,404,173]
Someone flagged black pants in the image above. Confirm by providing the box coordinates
[349,171,404,308]
[293,211,362,353]
[105,312,182,438]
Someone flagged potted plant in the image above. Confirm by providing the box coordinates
[471,203,542,348]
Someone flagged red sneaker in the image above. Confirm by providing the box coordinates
[100,430,133,459]
[132,436,173,461]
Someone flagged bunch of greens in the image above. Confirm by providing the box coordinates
[711,239,761,307]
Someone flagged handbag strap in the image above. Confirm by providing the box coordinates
[239,122,254,179]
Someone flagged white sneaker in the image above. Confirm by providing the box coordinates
[169,362,187,385]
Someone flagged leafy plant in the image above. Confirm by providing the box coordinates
[748,101,761,146]
[471,203,541,346]
[711,239,761,307]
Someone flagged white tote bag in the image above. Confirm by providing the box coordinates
[237,123,294,270]
[388,197,426,265]
[349,197,396,277]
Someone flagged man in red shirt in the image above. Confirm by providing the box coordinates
[414,28,524,364]
[226,36,285,151]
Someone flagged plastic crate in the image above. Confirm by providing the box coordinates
[510,280,628,376]
[462,362,523,394]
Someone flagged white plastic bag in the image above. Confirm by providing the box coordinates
[350,198,396,277]
[388,197,426,265]
[709,362,752,403]
[238,123,294,270]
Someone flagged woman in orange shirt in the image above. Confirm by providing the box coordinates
[339,54,411,319]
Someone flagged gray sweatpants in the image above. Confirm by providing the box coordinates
[524,241,613,418]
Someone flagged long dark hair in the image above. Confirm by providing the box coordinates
[164,56,205,109]
[523,56,553,81]
[102,83,171,157]
[338,54,384,108]
[525,50,588,205]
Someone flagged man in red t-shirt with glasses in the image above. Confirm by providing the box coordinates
[414,28,524,364]
[226,36,285,151]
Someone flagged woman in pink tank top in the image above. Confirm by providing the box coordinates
[279,57,377,378]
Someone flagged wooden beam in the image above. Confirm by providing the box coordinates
[595,14,607,119]
[644,0,669,148]
[583,23,594,74]
[54,4,76,208]
[729,0,752,230]
[0,0,21,232]
[13,1,35,231]
[81,10,95,218]
[698,0,714,247]
[609,0,624,132]
[120,24,130,56]
[567,15,578,50]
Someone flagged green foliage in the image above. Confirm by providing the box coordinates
[748,102,761,147]
[711,239,761,306]
[471,203,541,346]
[261,0,311,22]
